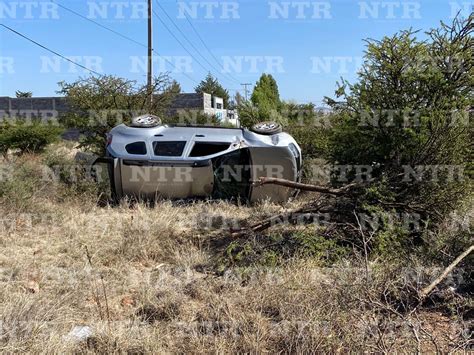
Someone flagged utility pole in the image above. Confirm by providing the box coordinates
[147,0,153,108]
[241,83,252,101]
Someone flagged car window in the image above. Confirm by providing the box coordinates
[125,141,147,155]
[189,142,230,157]
[153,141,186,156]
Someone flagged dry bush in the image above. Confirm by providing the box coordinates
[0,146,471,353]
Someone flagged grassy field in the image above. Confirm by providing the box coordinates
[0,144,472,353]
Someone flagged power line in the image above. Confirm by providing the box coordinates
[156,0,240,85]
[51,0,236,89]
[51,0,145,48]
[50,0,199,85]
[152,10,207,71]
[4,1,238,92]
[54,0,239,89]
[174,0,242,85]
[0,23,103,76]
[152,8,233,87]
[147,0,153,106]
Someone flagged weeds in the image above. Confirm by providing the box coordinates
[0,144,472,352]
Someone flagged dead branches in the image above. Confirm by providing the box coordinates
[419,244,474,299]
[253,177,359,196]
[230,198,337,237]
[229,178,358,237]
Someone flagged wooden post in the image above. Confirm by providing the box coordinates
[147,0,153,109]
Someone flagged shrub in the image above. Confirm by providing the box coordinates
[237,100,279,128]
[221,228,350,269]
[0,147,100,212]
[58,74,178,154]
[326,16,473,221]
[0,121,63,155]
[43,150,99,198]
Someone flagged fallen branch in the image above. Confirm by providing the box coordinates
[254,177,358,196]
[231,199,335,237]
[419,244,474,299]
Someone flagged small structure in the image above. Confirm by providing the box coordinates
[168,93,239,126]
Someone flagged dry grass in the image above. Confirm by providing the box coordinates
[0,145,471,353]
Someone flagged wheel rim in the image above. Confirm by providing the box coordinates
[133,115,158,126]
[256,122,278,131]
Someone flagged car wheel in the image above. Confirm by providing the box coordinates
[130,114,161,128]
[251,121,282,135]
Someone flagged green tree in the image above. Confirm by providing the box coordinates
[15,91,32,98]
[282,101,331,163]
[168,80,182,94]
[195,73,230,108]
[281,101,317,126]
[327,15,473,220]
[58,74,178,154]
[251,74,281,119]
[236,99,260,128]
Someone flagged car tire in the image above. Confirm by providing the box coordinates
[130,114,161,128]
[250,121,283,135]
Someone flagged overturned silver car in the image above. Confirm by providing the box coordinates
[95,115,302,203]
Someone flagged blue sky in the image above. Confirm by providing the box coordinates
[0,0,471,103]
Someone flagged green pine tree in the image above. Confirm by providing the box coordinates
[251,74,281,119]
[195,73,230,108]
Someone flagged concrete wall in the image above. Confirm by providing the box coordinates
[169,93,205,110]
[167,93,206,117]
[0,96,69,120]
[0,93,239,125]
[0,94,212,119]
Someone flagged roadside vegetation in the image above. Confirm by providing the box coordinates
[0,120,63,156]
[0,16,472,352]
